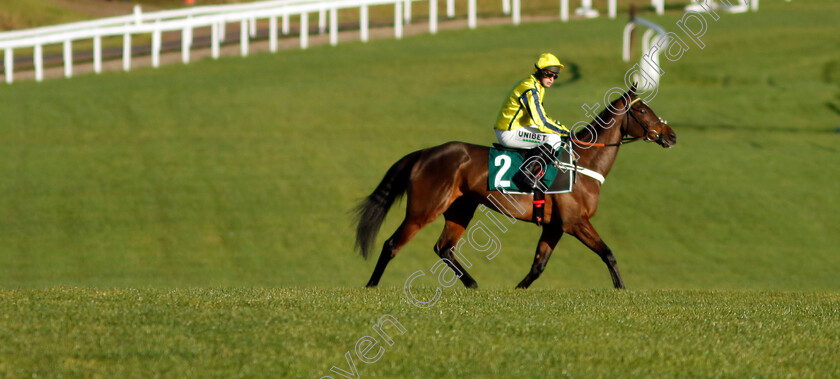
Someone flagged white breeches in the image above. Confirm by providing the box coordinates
[495,126,565,150]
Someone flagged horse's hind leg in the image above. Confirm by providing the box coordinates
[366,151,468,287]
[433,198,479,289]
[365,219,424,287]
[366,192,458,287]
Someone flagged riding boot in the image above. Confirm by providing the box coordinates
[513,146,551,190]
[512,160,545,190]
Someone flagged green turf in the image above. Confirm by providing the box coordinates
[0,0,839,376]
[2,0,837,290]
[1,288,838,377]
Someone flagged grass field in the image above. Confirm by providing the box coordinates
[1,0,839,376]
[1,288,838,377]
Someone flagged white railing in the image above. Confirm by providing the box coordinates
[0,1,295,41]
[685,0,758,13]
[561,0,619,21]
[3,0,521,83]
[1,0,673,84]
[622,17,668,92]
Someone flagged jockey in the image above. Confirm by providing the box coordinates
[494,53,570,188]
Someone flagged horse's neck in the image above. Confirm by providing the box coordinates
[576,114,625,179]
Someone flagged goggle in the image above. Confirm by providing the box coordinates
[541,71,558,79]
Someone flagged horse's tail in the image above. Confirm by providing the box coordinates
[354,150,422,260]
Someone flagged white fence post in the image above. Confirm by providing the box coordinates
[360,5,369,42]
[240,19,249,56]
[152,23,161,68]
[330,8,338,46]
[63,40,73,78]
[642,28,655,53]
[622,17,668,92]
[622,22,635,61]
[133,5,142,25]
[300,13,309,49]
[219,20,227,42]
[190,13,202,37]
[249,16,257,37]
[639,34,662,91]
[395,1,403,39]
[503,0,511,15]
[429,0,437,34]
[123,24,131,71]
[446,0,455,18]
[34,44,43,82]
[404,0,412,24]
[269,16,278,52]
[282,14,290,35]
[211,23,220,59]
[609,0,617,19]
[319,8,327,34]
[182,18,192,63]
[468,0,477,29]
[512,0,520,25]
[4,49,12,84]
[561,0,569,22]
[93,35,102,74]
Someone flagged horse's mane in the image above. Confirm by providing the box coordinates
[573,90,634,142]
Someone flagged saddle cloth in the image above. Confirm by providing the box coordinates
[487,144,575,195]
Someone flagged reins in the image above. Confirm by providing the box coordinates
[571,136,642,147]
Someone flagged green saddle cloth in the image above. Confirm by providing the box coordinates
[487,148,558,192]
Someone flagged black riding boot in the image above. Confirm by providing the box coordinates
[513,159,545,190]
[513,144,557,190]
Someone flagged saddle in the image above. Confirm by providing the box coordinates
[488,144,575,194]
[488,143,576,225]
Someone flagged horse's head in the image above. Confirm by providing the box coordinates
[623,88,677,148]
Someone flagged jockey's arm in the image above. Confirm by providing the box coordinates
[519,88,570,137]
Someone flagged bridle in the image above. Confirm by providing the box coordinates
[556,97,670,185]
[572,97,666,147]
[626,98,667,143]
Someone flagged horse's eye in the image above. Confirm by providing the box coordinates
[639,109,646,114]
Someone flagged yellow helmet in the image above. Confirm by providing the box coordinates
[534,53,565,73]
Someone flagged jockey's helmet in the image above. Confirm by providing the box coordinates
[534,53,564,74]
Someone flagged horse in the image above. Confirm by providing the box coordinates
[354,86,677,289]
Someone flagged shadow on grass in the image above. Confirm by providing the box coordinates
[556,61,581,86]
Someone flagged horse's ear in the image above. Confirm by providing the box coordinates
[630,82,637,94]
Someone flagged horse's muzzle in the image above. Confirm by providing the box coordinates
[658,129,677,148]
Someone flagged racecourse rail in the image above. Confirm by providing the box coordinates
[0,0,755,84]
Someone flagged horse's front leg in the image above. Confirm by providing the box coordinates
[569,219,625,289]
[516,224,564,289]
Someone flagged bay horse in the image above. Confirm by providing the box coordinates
[354,87,677,289]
